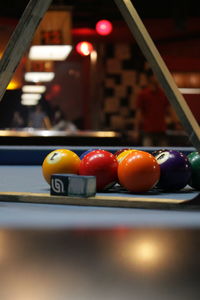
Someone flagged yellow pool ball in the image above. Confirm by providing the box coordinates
[117,149,136,163]
[42,149,81,184]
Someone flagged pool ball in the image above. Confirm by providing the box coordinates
[117,149,136,163]
[113,148,130,158]
[118,150,160,193]
[155,150,191,191]
[79,150,118,191]
[42,149,81,184]
[80,149,97,160]
[152,149,168,157]
[187,151,200,190]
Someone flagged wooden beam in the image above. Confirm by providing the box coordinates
[0,191,199,210]
[0,0,52,101]
[114,0,200,151]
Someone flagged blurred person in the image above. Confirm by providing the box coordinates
[28,104,51,129]
[134,69,181,146]
[11,111,25,129]
[52,108,78,131]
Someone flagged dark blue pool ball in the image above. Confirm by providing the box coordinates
[155,150,192,191]
[80,149,97,160]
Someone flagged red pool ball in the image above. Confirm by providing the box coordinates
[79,150,118,191]
[118,150,160,193]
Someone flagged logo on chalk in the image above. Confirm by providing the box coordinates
[51,178,64,193]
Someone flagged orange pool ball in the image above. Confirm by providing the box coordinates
[118,150,160,193]
[42,149,81,184]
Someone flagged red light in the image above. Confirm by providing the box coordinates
[96,20,113,36]
[52,84,61,93]
[76,41,94,56]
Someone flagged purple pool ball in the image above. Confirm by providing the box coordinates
[155,150,192,191]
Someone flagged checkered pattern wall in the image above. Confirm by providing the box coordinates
[102,43,145,131]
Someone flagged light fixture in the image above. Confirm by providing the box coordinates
[96,20,113,36]
[21,100,39,106]
[24,72,55,83]
[22,85,46,93]
[28,45,72,61]
[76,41,94,56]
[21,93,42,101]
[6,81,21,90]
[90,50,98,64]
[179,88,200,94]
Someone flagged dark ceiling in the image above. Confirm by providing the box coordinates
[1,0,200,27]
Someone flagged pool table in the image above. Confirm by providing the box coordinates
[0,145,199,228]
[0,145,200,300]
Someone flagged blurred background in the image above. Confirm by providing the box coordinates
[0,0,200,146]
[0,228,200,300]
